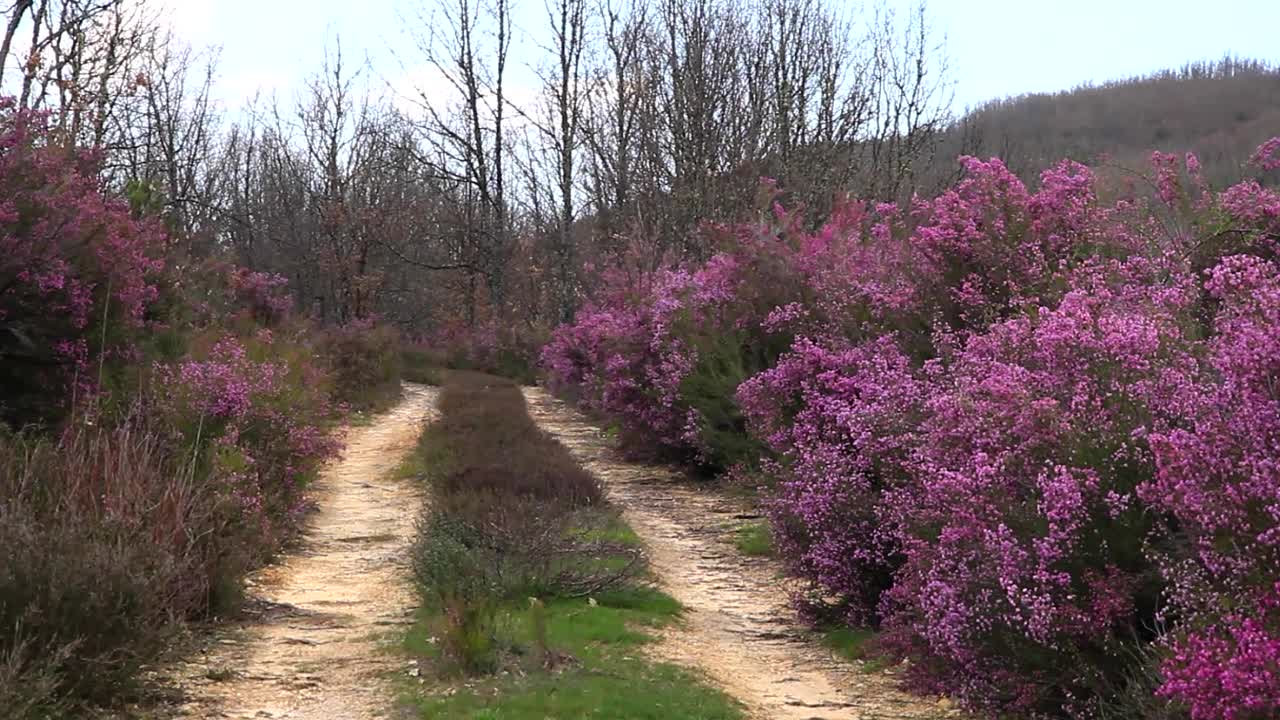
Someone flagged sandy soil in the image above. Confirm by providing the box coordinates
[523,386,959,720]
[169,384,437,720]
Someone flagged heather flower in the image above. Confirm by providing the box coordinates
[0,103,165,422]
[544,146,1280,719]
[1249,136,1280,172]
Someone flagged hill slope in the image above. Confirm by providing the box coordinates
[939,57,1280,185]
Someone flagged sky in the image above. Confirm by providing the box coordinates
[155,0,1280,115]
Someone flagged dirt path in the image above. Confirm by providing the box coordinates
[523,387,957,720]
[171,384,437,720]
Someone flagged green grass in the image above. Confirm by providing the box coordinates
[571,512,642,546]
[402,349,444,386]
[397,372,743,719]
[393,417,453,482]
[733,522,773,557]
[400,588,742,719]
[821,626,894,673]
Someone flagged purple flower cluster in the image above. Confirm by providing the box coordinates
[0,103,165,414]
[1144,253,1280,720]
[545,140,1280,718]
[228,268,293,325]
[542,216,825,462]
[160,332,340,537]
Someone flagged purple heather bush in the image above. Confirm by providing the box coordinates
[0,100,166,424]
[544,141,1280,718]
[0,101,346,712]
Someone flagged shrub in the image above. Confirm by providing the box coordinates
[0,98,349,717]
[408,371,641,675]
[0,316,343,716]
[736,335,925,623]
[411,513,504,675]
[0,101,166,426]
[425,320,545,384]
[543,139,1280,718]
[320,319,403,411]
[542,218,810,469]
[156,330,341,551]
[0,424,235,711]
[882,264,1199,715]
[1144,253,1280,720]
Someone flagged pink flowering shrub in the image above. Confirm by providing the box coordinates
[545,139,1280,718]
[421,318,545,384]
[0,99,350,713]
[543,211,827,467]
[882,259,1202,715]
[0,101,166,424]
[1144,253,1280,720]
[228,268,294,326]
[736,336,924,621]
[157,330,340,548]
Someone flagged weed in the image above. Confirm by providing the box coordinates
[734,522,773,557]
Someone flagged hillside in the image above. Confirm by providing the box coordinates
[939,57,1280,185]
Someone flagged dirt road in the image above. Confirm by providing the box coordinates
[523,387,955,720]
[172,384,437,720]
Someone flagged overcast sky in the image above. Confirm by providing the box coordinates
[158,0,1280,114]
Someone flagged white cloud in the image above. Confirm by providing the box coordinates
[149,0,218,44]
[387,61,543,132]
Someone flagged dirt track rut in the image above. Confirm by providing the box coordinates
[171,384,437,720]
[523,386,956,720]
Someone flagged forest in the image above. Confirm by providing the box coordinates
[1,0,1278,719]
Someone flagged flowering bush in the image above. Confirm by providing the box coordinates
[882,262,1201,715]
[737,336,924,622]
[543,215,820,468]
[421,318,546,384]
[320,319,403,411]
[158,331,340,546]
[0,101,166,424]
[1144,252,1280,720]
[0,99,348,714]
[228,267,294,327]
[545,140,1280,718]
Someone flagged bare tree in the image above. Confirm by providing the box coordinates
[859,1,952,199]
[409,0,514,319]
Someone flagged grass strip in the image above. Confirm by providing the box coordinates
[397,371,743,719]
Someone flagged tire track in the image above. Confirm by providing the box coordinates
[170,384,437,720]
[523,386,958,720]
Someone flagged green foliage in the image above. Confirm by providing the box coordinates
[400,373,740,717]
[411,513,502,608]
[679,331,784,472]
[402,349,444,386]
[733,522,773,557]
[124,177,167,219]
[821,627,891,672]
[403,591,743,720]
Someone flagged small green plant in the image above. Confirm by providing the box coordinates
[734,522,773,557]
[822,626,893,673]
[405,589,742,719]
[528,597,551,668]
[436,593,500,676]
